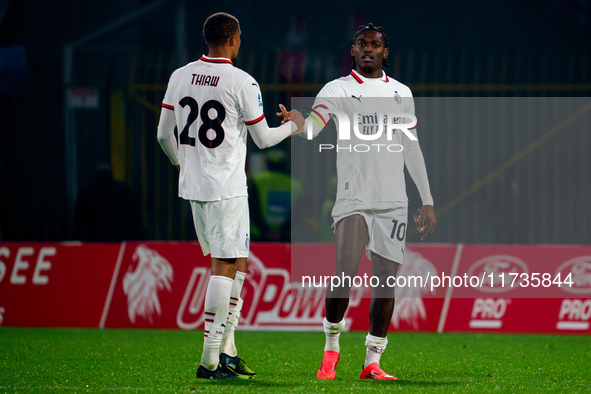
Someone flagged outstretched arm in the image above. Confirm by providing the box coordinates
[248,105,304,149]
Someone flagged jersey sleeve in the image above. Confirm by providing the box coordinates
[402,87,416,129]
[303,82,340,139]
[238,76,265,125]
[402,92,433,206]
[161,69,179,110]
[315,82,340,121]
[157,108,180,166]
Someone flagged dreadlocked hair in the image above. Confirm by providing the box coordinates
[203,12,240,46]
[351,23,390,68]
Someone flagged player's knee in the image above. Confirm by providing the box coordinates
[371,254,399,277]
[326,285,352,299]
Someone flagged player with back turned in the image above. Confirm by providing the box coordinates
[306,23,437,380]
[157,12,304,379]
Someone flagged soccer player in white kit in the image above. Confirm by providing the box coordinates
[157,12,304,379]
[309,24,437,381]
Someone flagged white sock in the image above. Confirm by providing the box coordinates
[220,271,246,357]
[364,333,388,367]
[323,318,346,353]
[200,275,234,370]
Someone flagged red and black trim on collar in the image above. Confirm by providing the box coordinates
[200,55,233,65]
[245,114,265,125]
[162,103,174,110]
[350,69,389,83]
[351,71,364,84]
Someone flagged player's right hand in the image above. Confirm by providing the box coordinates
[276,104,305,135]
[276,104,292,124]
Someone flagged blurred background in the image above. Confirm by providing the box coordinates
[0,0,589,243]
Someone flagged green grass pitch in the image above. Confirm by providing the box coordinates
[1,328,590,392]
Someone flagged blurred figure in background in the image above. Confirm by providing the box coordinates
[249,149,302,242]
[73,163,145,242]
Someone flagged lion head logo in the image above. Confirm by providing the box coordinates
[392,249,437,330]
[123,245,174,324]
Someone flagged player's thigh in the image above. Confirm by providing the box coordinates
[190,201,211,256]
[332,213,370,277]
[334,213,369,250]
[371,253,400,278]
[205,196,250,259]
[370,246,401,299]
[368,204,408,265]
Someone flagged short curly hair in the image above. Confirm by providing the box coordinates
[351,23,390,68]
[203,12,240,46]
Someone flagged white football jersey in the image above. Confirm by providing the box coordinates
[162,55,265,201]
[308,69,421,214]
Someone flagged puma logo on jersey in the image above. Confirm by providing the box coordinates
[191,74,220,87]
[351,95,362,102]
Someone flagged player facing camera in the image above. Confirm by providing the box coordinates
[302,22,437,381]
[351,23,390,75]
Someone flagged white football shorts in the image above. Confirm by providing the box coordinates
[333,203,408,264]
[190,196,250,258]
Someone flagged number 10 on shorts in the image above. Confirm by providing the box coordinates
[390,220,406,241]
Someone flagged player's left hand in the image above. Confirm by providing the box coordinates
[418,205,437,241]
[289,110,305,136]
